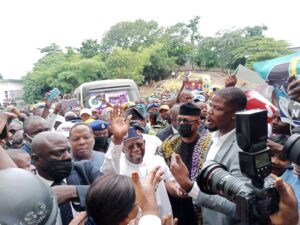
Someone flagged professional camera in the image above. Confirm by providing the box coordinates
[197,109,279,224]
[283,133,300,165]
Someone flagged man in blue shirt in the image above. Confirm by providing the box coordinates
[69,123,105,169]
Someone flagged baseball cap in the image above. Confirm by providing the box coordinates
[80,108,92,116]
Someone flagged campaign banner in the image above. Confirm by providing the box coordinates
[88,91,129,109]
[253,52,300,126]
[61,98,79,110]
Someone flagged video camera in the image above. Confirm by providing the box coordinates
[197,109,279,224]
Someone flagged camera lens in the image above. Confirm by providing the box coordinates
[283,133,300,165]
[197,161,246,202]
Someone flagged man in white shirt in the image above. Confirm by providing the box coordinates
[101,111,183,218]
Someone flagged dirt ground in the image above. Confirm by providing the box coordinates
[139,71,227,97]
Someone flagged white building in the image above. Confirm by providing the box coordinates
[0,79,24,107]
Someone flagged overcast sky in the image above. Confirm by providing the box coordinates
[1,0,299,79]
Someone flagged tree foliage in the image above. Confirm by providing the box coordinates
[22,20,292,102]
[232,36,292,68]
[105,48,145,84]
[77,39,100,58]
[100,19,162,53]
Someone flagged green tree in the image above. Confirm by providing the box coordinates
[38,43,62,56]
[100,19,162,53]
[195,37,218,69]
[164,23,193,66]
[186,16,202,45]
[77,39,100,58]
[232,36,292,69]
[142,43,177,82]
[22,74,49,104]
[105,48,145,84]
[23,44,106,101]
[242,25,268,37]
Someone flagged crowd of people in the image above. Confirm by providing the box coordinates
[0,74,300,225]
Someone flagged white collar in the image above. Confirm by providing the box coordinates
[36,172,67,186]
[211,129,235,143]
[172,125,178,134]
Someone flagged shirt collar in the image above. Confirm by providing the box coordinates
[36,171,67,186]
[211,129,236,143]
[172,125,178,134]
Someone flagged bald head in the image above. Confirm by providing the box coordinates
[23,116,50,144]
[31,131,72,181]
[6,149,35,172]
[31,131,68,155]
[6,149,29,162]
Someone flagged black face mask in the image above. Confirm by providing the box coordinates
[94,136,109,148]
[177,124,193,138]
[42,158,73,182]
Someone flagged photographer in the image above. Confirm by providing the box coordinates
[170,87,247,225]
[171,153,299,225]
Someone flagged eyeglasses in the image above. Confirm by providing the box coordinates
[177,118,199,124]
[124,142,144,151]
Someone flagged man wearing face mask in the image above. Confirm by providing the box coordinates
[158,102,211,225]
[31,131,101,225]
[22,115,51,156]
[170,87,248,225]
[88,119,110,153]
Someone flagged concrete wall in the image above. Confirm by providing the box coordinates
[0,79,24,105]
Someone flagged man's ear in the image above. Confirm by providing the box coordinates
[231,112,236,120]
[31,153,40,166]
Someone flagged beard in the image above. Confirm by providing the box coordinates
[207,126,218,132]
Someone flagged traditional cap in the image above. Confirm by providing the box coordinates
[56,121,75,137]
[123,127,143,142]
[88,120,109,131]
[124,107,145,121]
[179,102,200,116]
[80,108,92,116]
[159,105,170,112]
[147,103,159,112]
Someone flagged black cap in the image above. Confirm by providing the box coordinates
[179,102,200,116]
[124,107,145,121]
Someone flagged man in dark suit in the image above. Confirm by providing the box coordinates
[156,104,180,142]
[31,131,101,225]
